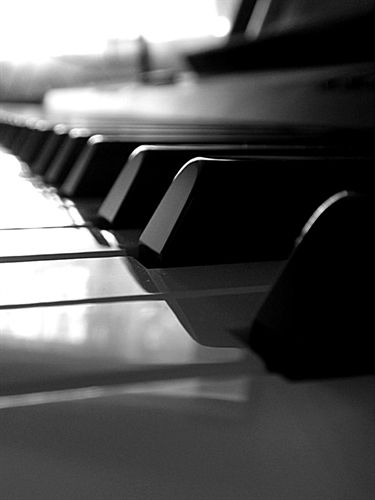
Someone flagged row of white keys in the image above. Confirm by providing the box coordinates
[1,252,272,397]
[0,148,85,229]
[0,149,257,392]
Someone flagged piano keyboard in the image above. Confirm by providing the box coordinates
[2,0,375,490]
[0,103,373,382]
[1,81,374,498]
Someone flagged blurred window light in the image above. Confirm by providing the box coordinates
[0,0,232,62]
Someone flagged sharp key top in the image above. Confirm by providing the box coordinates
[97,142,344,231]
[31,124,70,175]
[17,123,54,165]
[138,155,373,267]
[43,129,91,186]
[97,144,262,229]
[43,125,169,188]
[59,135,139,198]
[58,125,298,199]
[246,192,375,380]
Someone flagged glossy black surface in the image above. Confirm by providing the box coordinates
[60,137,138,197]
[138,155,372,267]
[246,191,375,379]
[58,125,315,199]
[98,144,264,228]
[44,132,89,185]
[31,126,69,175]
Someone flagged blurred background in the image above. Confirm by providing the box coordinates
[0,0,241,103]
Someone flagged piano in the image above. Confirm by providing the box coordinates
[0,0,374,498]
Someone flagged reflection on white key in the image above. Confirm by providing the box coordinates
[0,150,84,228]
[0,227,124,262]
[0,257,157,307]
[0,301,243,362]
[0,300,252,395]
[0,175,76,228]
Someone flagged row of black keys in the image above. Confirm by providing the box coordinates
[1,114,374,380]
[0,115,372,268]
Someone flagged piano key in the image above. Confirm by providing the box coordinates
[2,120,24,150]
[14,118,174,176]
[4,116,50,155]
[32,124,134,177]
[149,260,283,293]
[0,256,158,308]
[31,124,70,175]
[0,199,81,229]
[52,125,311,200]
[10,125,31,156]
[0,227,124,263]
[0,298,254,396]
[97,143,344,230]
[17,125,54,165]
[98,144,249,229]
[0,376,251,409]
[59,135,140,197]
[28,121,139,175]
[246,191,375,380]
[43,129,90,185]
[138,155,373,267]
[12,117,45,153]
[0,122,19,149]
[0,24,374,499]
[50,126,241,190]
[64,142,277,223]
[0,150,86,229]
[0,148,31,180]
[45,120,343,190]
[0,187,82,229]
[149,260,284,348]
[42,126,179,187]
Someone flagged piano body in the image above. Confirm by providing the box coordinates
[0,0,374,498]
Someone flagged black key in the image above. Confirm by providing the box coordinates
[98,144,281,229]
[10,126,31,156]
[1,123,21,149]
[19,127,54,165]
[31,125,69,174]
[138,156,372,267]
[245,191,374,380]
[44,130,90,185]
[58,130,315,199]
[59,136,139,197]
